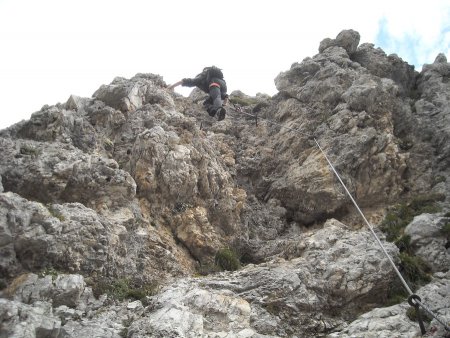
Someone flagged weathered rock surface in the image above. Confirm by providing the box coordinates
[328,272,450,338]
[127,219,398,337]
[0,137,136,208]
[319,29,361,55]
[0,219,400,338]
[1,29,449,337]
[272,32,409,223]
[352,43,416,96]
[405,213,450,273]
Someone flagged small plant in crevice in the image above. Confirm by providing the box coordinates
[398,253,431,285]
[38,266,60,281]
[398,138,413,151]
[214,247,241,272]
[197,262,221,276]
[263,301,283,316]
[47,205,66,222]
[431,175,446,186]
[383,252,432,308]
[19,145,41,157]
[380,203,413,242]
[441,222,450,250]
[119,316,134,338]
[103,137,114,151]
[408,194,444,214]
[380,194,443,242]
[380,194,441,306]
[172,202,190,214]
[229,96,259,107]
[406,307,433,323]
[394,234,413,255]
[384,253,433,307]
[384,283,409,307]
[92,278,159,302]
[196,243,250,276]
[440,222,450,238]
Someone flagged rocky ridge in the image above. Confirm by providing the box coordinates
[0,30,449,337]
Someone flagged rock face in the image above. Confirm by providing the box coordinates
[1,30,449,337]
[127,219,398,337]
[329,271,450,338]
[405,213,450,272]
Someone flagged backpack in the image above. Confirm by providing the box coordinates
[203,66,224,82]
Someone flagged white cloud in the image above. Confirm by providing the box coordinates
[0,0,448,129]
[374,0,450,67]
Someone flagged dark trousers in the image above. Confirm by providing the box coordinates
[205,86,222,112]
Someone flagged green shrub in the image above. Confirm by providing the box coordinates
[385,288,408,307]
[399,252,431,284]
[119,316,134,338]
[408,194,443,214]
[384,252,431,308]
[47,205,66,222]
[380,194,441,307]
[394,235,413,254]
[406,307,432,323]
[229,96,259,107]
[432,175,446,186]
[20,145,41,157]
[214,248,241,271]
[399,139,413,151]
[93,278,158,301]
[441,223,450,237]
[38,267,59,281]
[380,194,443,242]
[197,263,221,276]
[381,206,411,242]
[383,252,432,307]
[172,202,190,214]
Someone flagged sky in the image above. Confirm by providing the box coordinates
[0,0,449,130]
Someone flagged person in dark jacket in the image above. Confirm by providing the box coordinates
[168,66,229,121]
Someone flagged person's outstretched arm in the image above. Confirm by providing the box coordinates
[167,80,183,90]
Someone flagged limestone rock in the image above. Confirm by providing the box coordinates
[0,191,191,283]
[410,51,450,208]
[328,272,450,338]
[434,53,447,63]
[93,73,173,113]
[5,273,85,308]
[0,299,61,338]
[319,29,360,54]
[65,95,90,112]
[13,104,99,152]
[0,138,136,209]
[404,213,449,272]
[1,30,450,338]
[127,219,399,337]
[352,43,417,96]
[273,33,408,222]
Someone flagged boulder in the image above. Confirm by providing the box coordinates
[352,43,417,96]
[404,213,449,272]
[319,29,360,54]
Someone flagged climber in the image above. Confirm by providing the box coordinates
[168,66,229,121]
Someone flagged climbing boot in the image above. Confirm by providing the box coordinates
[207,107,216,117]
[217,107,226,121]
